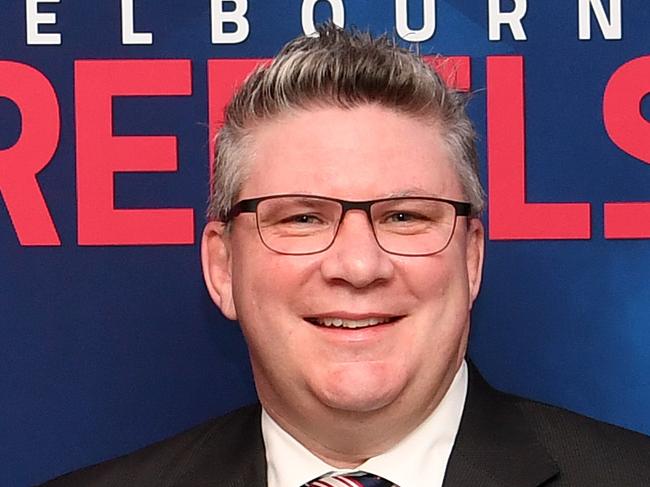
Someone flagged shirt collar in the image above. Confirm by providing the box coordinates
[262,360,468,487]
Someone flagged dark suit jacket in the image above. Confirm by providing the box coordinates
[41,365,650,486]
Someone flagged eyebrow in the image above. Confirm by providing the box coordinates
[384,187,437,198]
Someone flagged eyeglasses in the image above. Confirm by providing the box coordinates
[224,194,472,256]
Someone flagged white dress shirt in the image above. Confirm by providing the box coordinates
[262,360,468,487]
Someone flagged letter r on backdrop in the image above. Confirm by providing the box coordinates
[0,61,61,246]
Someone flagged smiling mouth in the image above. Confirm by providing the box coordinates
[305,316,402,329]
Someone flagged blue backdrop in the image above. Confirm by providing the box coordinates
[1,1,649,486]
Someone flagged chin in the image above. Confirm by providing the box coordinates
[314,364,408,413]
[321,393,397,413]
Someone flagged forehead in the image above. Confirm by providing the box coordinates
[240,104,464,201]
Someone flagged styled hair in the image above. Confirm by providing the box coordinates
[208,24,484,221]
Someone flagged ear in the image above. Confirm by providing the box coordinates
[201,221,238,320]
[465,218,485,308]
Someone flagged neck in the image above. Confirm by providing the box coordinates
[268,404,424,468]
[259,364,461,468]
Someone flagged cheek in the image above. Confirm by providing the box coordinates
[230,246,318,336]
[402,255,471,334]
[400,254,460,299]
[241,255,319,305]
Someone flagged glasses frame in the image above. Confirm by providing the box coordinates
[224,194,472,257]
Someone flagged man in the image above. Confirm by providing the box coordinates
[43,24,650,486]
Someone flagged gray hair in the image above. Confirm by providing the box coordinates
[208,24,485,221]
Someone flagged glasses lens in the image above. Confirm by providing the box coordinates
[372,198,457,255]
[256,196,341,254]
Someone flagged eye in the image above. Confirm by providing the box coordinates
[282,213,323,225]
[386,211,425,223]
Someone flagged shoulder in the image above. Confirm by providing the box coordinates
[453,363,650,486]
[514,395,650,469]
[498,387,650,485]
[39,404,263,487]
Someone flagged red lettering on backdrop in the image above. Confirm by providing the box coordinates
[0,61,61,245]
[207,56,470,174]
[423,56,471,91]
[603,56,650,239]
[75,59,194,245]
[487,56,591,239]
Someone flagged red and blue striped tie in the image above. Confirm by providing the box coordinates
[304,471,394,487]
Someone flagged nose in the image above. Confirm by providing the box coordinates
[319,210,395,288]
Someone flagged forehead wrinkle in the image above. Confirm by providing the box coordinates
[384,187,444,198]
[262,189,452,201]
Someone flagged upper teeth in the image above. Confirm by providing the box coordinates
[313,317,392,328]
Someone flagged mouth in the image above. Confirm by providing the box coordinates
[304,315,403,329]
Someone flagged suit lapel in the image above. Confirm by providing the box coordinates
[443,363,559,487]
[174,404,267,487]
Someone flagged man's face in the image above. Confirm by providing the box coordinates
[203,104,484,426]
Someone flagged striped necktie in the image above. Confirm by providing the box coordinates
[304,471,394,487]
